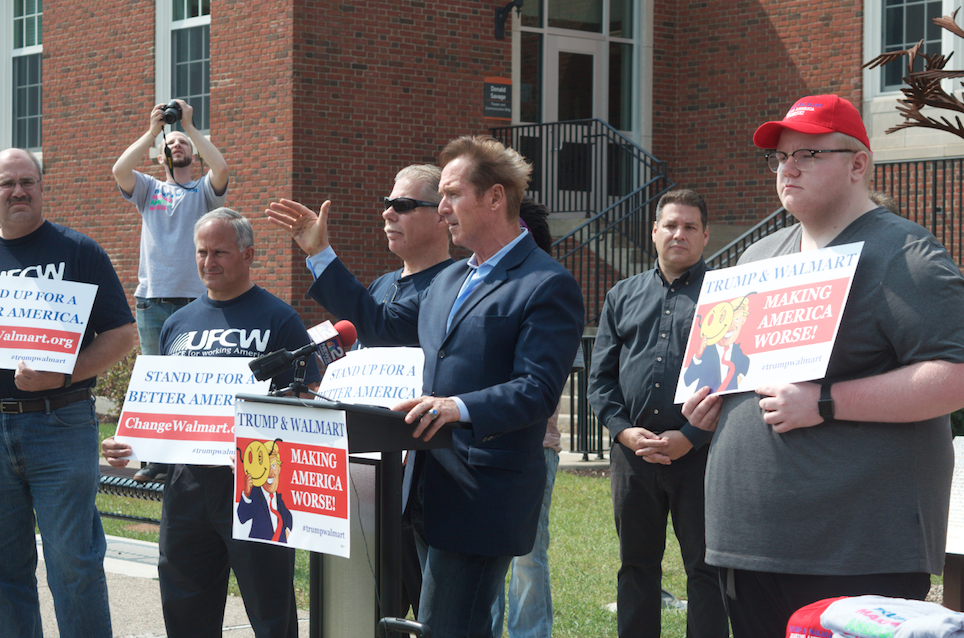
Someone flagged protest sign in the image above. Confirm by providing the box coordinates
[0,278,96,374]
[674,242,863,403]
[234,399,350,557]
[318,347,424,408]
[114,355,270,465]
[948,437,964,555]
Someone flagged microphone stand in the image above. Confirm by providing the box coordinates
[268,354,324,399]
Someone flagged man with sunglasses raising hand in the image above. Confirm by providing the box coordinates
[683,95,964,636]
[361,165,453,347]
[362,164,453,619]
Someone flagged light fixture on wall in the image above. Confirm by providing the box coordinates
[495,0,524,40]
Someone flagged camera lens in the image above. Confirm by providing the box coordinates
[162,101,182,125]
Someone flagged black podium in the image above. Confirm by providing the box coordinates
[235,394,453,637]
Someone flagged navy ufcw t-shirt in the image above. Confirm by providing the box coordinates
[158,285,321,391]
[0,220,134,399]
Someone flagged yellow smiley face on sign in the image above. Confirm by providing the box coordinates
[243,440,271,487]
[701,301,734,346]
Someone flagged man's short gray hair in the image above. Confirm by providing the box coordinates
[395,164,442,203]
[22,149,43,178]
[194,208,254,250]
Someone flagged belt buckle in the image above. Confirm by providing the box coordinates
[0,401,23,414]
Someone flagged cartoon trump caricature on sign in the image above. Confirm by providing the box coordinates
[237,439,292,543]
[683,295,753,393]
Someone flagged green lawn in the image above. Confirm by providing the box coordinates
[96,420,313,605]
[546,468,689,638]
[97,420,694,637]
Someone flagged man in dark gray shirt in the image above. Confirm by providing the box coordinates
[684,94,964,637]
[589,188,727,638]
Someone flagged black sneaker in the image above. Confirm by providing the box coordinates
[132,463,168,483]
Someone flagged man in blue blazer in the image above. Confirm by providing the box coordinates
[266,135,584,638]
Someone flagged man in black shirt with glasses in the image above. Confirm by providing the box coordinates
[359,164,453,346]
[359,164,452,617]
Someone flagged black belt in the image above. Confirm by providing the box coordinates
[0,388,93,414]
[155,297,194,305]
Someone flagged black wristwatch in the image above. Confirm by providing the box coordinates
[818,384,834,420]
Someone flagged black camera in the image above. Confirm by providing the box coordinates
[162,100,182,125]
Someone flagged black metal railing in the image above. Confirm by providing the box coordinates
[874,157,964,267]
[492,119,675,327]
[705,207,795,269]
[492,119,670,219]
[566,334,607,460]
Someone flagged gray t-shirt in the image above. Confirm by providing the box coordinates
[705,207,964,576]
[123,171,227,298]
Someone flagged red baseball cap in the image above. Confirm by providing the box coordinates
[753,95,870,150]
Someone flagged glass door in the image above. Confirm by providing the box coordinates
[543,36,606,217]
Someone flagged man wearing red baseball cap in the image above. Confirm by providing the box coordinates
[682,94,964,637]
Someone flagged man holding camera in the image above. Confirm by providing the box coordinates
[113,99,229,481]
[113,100,229,356]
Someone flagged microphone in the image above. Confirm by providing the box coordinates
[313,320,357,366]
[248,320,357,381]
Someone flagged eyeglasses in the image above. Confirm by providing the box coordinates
[765,149,857,173]
[0,178,40,192]
[384,197,439,213]
[382,281,400,304]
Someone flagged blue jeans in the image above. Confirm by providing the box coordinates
[0,397,111,638]
[135,297,193,356]
[420,546,512,638]
[491,448,558,638]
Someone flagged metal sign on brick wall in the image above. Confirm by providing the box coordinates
[483,77,512,120]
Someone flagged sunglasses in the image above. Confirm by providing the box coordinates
[383,197,439,213]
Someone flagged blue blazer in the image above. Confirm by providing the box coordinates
[683,342,750,393]
[237,488,293,543]
[309,234,584,556]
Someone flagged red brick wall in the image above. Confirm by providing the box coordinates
[650,0,864,226]
[40,0,510,329]
[42,0,153,305]
[38,0,872,334]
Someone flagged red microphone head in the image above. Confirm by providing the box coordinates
[334,320,357,349]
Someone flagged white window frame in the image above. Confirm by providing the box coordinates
[510,0,646,144]
[0,0,43,157]
[155,0,210,132]
[863,0,964,160]
[864,0,963,99]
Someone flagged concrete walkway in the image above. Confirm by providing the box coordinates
[36,437,608,637]
[36,534,311,638]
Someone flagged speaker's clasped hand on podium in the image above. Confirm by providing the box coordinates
[395,396,459,442]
